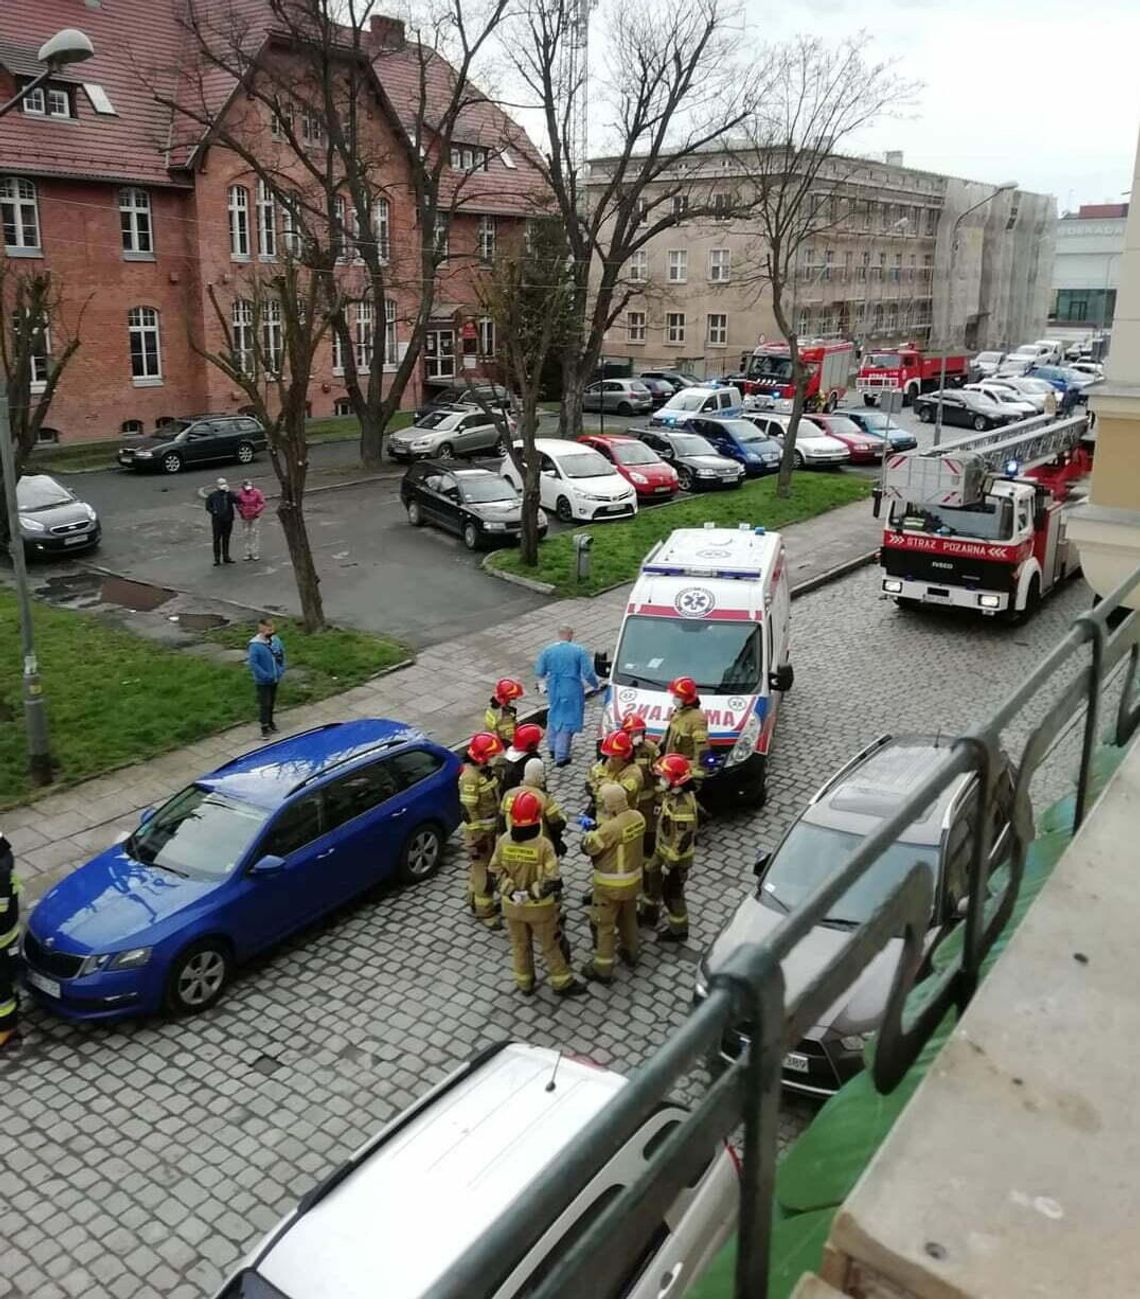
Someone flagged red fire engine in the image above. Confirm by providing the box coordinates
[877,415,1092,620]
[741,338,855,411]
[856,344,969,406]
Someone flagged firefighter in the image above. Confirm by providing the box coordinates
[496,722,545,797]
[580,783,646,984]
[489,790,586,998]
[0,829,19,1049]
[650,754,700,942]
[663,676,710,791]
[458,732,505,929]
[585,729,644,819]
[484,677,524,745]
[622,712,662,858]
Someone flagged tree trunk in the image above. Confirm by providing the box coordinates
[276,497,325,632]
[519,391,543,567]
[559,350,585,440]
[359,404,385,472]
[771,280,803,501]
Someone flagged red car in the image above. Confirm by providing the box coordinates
[576,433,680,499]
[804,414,883,463]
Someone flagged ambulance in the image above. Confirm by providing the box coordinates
[595,524,793,804]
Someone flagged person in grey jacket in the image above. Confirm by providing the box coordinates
[206,478,239,566]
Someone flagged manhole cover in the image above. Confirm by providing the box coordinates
[99,576,175,612]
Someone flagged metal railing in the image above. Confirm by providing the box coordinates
[423,561,1140,1299]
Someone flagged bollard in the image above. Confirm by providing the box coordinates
[573,533,593,583]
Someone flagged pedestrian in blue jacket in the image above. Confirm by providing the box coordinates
[248,618,286,737]
[535,626,599,767]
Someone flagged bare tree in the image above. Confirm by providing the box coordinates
[736,36,915,497]
[477,217,575,564]
[0,268,83,541]
[201,263,338,631]
[507,0,763,437]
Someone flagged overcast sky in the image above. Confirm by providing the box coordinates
[566,0,1140,209]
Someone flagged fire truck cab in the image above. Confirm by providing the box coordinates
[741,339,854,412]
[878,416,1090,619]
[596,524,793,803]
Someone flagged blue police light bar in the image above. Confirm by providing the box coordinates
[1004,459,1020,478]
[641,563,766,579]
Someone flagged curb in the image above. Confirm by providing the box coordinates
[789,548,880,599]
[480,552,556,594]
[193,469,401,502]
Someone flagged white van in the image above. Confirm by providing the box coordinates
[650,385,744,427]
[215,1041,738,1299]
[597,524,793,804]
[501,437,638,523]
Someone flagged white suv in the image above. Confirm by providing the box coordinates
[502,437,637,522]
[215,1042,738,1299]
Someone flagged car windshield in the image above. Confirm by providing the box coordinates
[611,442,659,466]
[415,411,456,430]
[715,419,770,444]
[670,434,718,456]
[761,821,939,925]
[891,496,1014,541]
[866,353,901,369]
[664,391,709,412]
[815,416,863,437]
[747,354,794,381]
[17,478,73,511]
[613,614,762,692]
[460,477,517,503]
[844,410,889,430]
[976,352,1003,363]
[558,450,614,478]
[125,785,269,879]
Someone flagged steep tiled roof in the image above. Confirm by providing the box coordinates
[0,1,190,186]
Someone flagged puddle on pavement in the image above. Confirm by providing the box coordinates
[34,572,103,601]
[172,611,228,631]
[98,576,176,612]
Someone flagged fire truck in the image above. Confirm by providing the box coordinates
[856,344,970,406]
[740,338,855,411]
[877,414,1091,620]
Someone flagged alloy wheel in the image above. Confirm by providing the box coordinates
[177,950,227,1006]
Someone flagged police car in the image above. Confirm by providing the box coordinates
[596,524,793,803]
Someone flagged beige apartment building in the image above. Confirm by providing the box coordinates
[586,148,1055,379]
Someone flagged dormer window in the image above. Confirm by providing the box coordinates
[21,82,73,119]
[450,145,489,172]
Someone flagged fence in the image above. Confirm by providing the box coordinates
[422,560,1140,1299]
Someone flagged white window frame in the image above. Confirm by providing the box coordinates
[707,313,727,347]
[228,185,250,259]
[301,108,323,145]
[477,316,495,358]
[666,249,688,284]
[332,319,346,375]
[334,195,349,263]
[128,306,162,385]
[257,181,276,260]
[425,328,455,380]
[665,311,686,345]
[231,300,255,375]
[450,145,489,172]
[18,317,52,393]
[21,84,71,118]
[626,310,646,344]
[282,194,302,258]
[384,299,398,368]
[119,187,153,257]
[373,197,391,263]
[355,301,374,373]
[672,194,688,219]
[628,250,648,283]
[713,191,732,221]
[1,177,41,253]
[21,86,46,115]
[477,214,496,263]
[47,87,70,118]
[708,248,731,283]
[271,103,294,140]
[433,215,449,261]
[261,300,283,375]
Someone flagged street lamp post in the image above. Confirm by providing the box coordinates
[934,181,1018,446]
[0,27,94,785]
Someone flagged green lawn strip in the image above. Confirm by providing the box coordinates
[487,475,872,595]
[0,596,406,808]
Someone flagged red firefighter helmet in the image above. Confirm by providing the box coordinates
[600,729,634,760]
[654,753,693,788]
[509,788,543,827]
[620,712,648,737]
[513,722,544,753]
[669,675,699,706]
[493,677,525,706]
[467,732,505,765]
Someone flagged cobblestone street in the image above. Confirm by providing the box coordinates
[0,569,1104,1299]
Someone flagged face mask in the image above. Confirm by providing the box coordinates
[657,778,669,792]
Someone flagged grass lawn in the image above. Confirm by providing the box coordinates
[0,598,408,808]
[488,473,872,595]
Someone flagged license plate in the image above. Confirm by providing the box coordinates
[603,504,626,514]
[926,587,952,602]
[654,485,671,493]
[26,970,61,998]
[783,1051,810,1074]
[64,535,88,545]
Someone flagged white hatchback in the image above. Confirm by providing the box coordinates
[502,437,638,523]
[215,1041,739,1299]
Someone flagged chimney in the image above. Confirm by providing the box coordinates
[885,150,904,168]
[369,14,406,49]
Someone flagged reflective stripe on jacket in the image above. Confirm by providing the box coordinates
[664,705,710,776]
[586,758,644,809]
[490,833,561,919]
[631,739,662,811]
[583,808,646,894]
[501,785,566,835]
[458,764,500,834]
[483,704,517,745]
[656,789,698,866]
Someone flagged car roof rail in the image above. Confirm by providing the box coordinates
[809,732,894,804]
[285,734,416,796]
[208,722,348,773]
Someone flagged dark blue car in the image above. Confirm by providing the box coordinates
[22,720,462,1021]
[659,416,782,476]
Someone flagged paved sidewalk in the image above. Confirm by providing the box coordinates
[8,498,879,904]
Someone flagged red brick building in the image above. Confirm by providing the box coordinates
[0,2,545,445]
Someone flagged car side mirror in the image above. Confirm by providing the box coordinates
[769,664,794,693]
[250,854,286,877]
[138,807,155,825]
[753,850,771,878]
[541,468,555,478]
[594,651,612,679]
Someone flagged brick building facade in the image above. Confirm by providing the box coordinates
[1,2,543,445]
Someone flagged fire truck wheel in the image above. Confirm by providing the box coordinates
[863,395,877,407]
[1006,575,1041,625]
[917,406,933,423]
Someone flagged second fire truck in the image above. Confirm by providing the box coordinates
[857,344,970,406]
[740,338,855,411]
[876,414,1092,621]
